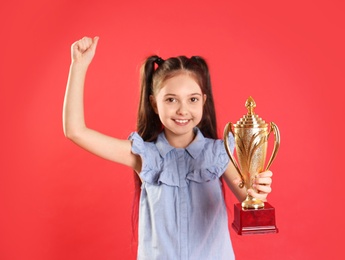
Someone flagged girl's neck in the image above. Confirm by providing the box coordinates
[164,129,196,148]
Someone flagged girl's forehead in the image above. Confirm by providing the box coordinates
[157,74,202,94]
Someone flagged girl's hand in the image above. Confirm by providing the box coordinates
[247,170,273,201]
[71,36,99,65]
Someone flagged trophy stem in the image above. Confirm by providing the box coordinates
[241,194,265,209]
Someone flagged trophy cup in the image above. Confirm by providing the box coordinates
[223,96,280,235]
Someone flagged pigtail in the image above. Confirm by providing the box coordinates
[190,56,218,139]
[137,56,163,141]
[132,56,163,249]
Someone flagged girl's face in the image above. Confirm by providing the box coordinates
[150,73,206,147]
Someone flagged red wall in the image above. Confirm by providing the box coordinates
[1,0,344,259]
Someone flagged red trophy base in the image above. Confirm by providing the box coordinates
[232,202,278,235]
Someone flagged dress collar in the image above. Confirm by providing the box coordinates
[155,128,206,159]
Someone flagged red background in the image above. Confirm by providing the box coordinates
[1,0,344,259]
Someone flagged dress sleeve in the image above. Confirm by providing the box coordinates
[128,132,145,156]
[206,133,235,178]
[225,131,235,154]
[128,132,150,175]
[210,138,231,178]
[128,132,161,184]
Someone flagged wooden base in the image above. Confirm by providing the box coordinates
[232,202,278,235]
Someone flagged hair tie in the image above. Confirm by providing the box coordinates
[190,56,199,62]
[154,57,165,66]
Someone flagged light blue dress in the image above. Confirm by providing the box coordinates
[129,128,235,260]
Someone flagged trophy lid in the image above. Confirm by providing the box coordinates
[235,96,268,128]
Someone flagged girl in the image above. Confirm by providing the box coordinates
[63,36,273,260]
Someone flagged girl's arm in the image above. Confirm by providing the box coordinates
[63,37,141,173]
[223,163,273,202]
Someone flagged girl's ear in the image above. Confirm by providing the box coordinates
[150,95,158,114]
[203,94,207,105]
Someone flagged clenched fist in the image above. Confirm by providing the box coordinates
[71,36,99,66]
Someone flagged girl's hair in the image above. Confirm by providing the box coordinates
[131,55,219,246]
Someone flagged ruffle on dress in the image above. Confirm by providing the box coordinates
[128,132,234,187]
[186,138,231,183]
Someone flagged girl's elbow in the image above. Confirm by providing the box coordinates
[63,129,74,140]
[63,126,79,141]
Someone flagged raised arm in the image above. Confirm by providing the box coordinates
[63,37,141,172]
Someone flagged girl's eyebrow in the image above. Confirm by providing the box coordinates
[163,93,202,97]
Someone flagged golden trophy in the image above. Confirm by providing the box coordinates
[223,96,280,235]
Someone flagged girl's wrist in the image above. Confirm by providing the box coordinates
[70,60,90,71]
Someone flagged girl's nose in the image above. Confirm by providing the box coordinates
[176,103,188,115]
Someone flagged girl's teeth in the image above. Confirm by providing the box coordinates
[176,120,188,123]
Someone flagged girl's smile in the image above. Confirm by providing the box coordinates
[174,119,190,125]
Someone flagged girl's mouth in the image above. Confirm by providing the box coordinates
[174,119,190,125]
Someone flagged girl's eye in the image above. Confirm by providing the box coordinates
[166,98,176,103]
[190,97,199,102]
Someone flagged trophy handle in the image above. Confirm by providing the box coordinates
[265,122,280,170]
[223,122,245,188]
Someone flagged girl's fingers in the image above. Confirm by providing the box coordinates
[246,171,273,201]
[77,38,90,52]
[253,184,272,194]
[256,170,273,178]
[254,170,273,185]
[254,177,272,185]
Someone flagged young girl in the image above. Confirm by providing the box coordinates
[63,36,273,260]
